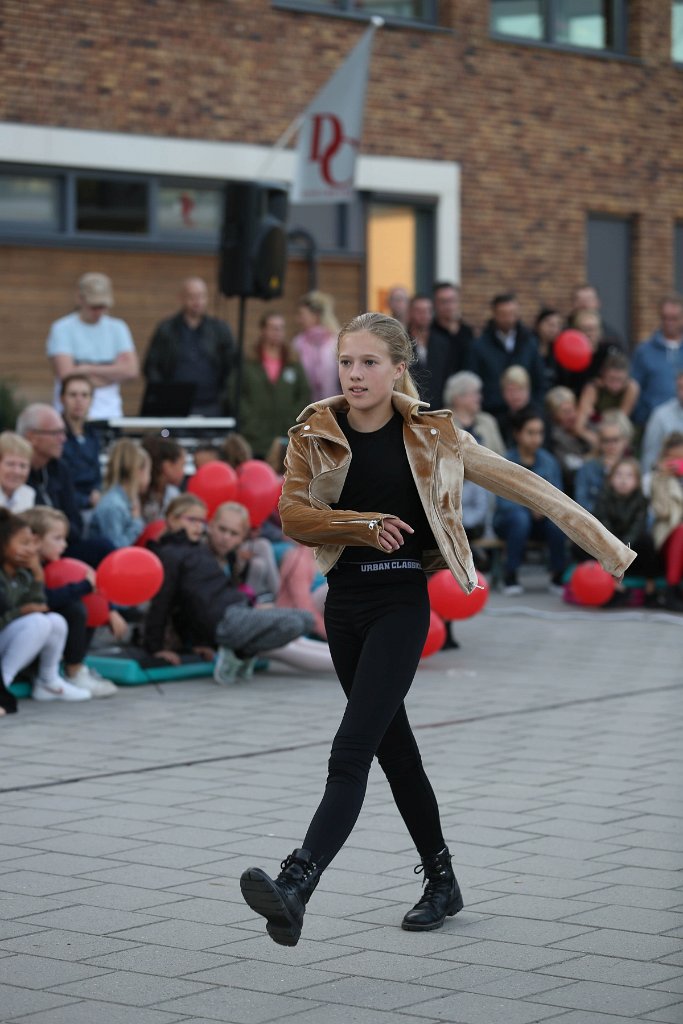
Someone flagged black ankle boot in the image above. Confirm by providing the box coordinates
[401,846,463,931]
[240,848,320,946]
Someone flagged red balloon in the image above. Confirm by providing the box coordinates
[135,519,166,547]
[96,547,164,606]
[428,569,489,620]
[187,461,238,516]
[44,557,90,588]
[422,611,447,658]
[235,460,282,528]
[82,591,110,627]
[570,560,616,606]
[554,330,593,372]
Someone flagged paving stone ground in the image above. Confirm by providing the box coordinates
[0,573,682,1024]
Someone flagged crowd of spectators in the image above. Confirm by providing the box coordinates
[1,271,682,714]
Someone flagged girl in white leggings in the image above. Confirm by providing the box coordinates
[0,509,89,714]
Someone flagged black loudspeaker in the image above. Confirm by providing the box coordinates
[218,181,288,299]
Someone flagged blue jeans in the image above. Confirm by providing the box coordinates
[493,506,567,576]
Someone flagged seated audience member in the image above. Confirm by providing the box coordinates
[292,291,340,402]
[641,369,683,476]
[545,386,596,495]
[0,509,89,710]
[208,501,280,603]
[18,403,113,566]
[497,365,533,447]
[22,507,120,696]
[568,282,626,351]
[557,308,622,397]
[193,444,221,470]
[141,436,186,522]
[239,312,311,459]
[60,374,102,512]
[0,432,35,513]
[592,458,662,607]
[532,307,564,392]
[143,276,235,415]
[576,352,639,435]
[631,295,683,427]
[650,431,683,612]
[89,440,151,548]
[220,432,253,469]
[474,292,546,420]
[493,407,567,595]
[144,495,332,683]
[444,372,505,455]
[574,410,634,515]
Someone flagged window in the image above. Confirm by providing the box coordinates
[366,200,434,308]
[674,1,683,62]
[157,185,223,238]
[273,1,437,25]
[76,176,148,234]
[0,174,60,229]
[491,0,626,53]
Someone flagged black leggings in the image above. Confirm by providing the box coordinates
[58,601,93,666]
[303,568,446,870]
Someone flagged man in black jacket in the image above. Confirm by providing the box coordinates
[143,278,235,415]
[474,292,546,421]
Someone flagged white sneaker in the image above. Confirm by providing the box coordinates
[503,582,524,596]
[213,647,244,685]
[68,666,117,698]
[33,678,91,702]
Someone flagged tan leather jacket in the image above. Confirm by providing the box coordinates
[279,392,636,592]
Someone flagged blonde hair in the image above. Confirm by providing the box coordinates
[104,439,151,499]
[0,431,32,462]
[545,386,576,413]
[338,312,420,400]
[212,501,250,536]
[500,365,531,388]
[21,505,69,537]
[299,290,340,335]
[166,493,207,523]
[600,409,634,444]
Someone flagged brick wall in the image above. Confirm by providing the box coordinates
[0,247,362,410]
[1,0,683,405]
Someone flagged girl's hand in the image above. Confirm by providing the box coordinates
[85,567,97,587]
[192,645,216,662]
[378,517,414,552]
[154,649,181,666]
[19,603,49,615]
[108,610,128,641]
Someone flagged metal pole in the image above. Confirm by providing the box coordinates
[233,294,247,430]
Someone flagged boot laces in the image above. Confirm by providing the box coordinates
[412,854,451,904]
[278,852,317,885]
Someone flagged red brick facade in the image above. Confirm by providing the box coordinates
[1,1,682,408]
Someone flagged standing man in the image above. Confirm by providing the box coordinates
[631,295,683,427]
[46,273,139,421]
[429,282,475,376]
[143,277,235,415]
[568,282,625,350]
[386,285,410,326]
[407,294,452,409]
[474,292,546,421]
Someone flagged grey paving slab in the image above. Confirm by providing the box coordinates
[18,904,163,935]
[5,1002,186,1024]
[186,959,345,994]
[406,990,566,1022]
[277,975,455,1011]
[528,978,680,1016]
[568,884,683,911]
[110,918,243,949]
[0,929,143,961]
[86,944,239,977]
[536,954,683,987]
[61,883,187,912]
[155,986,318,1022]
[561,904,683,934]
[51,969,214,1005]
[0,871,100,897]
[0,952,111,989]
[0,983,77,1019]
[643,1003,683,1022]
[552,927,682,960]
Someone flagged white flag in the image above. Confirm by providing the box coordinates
[292,23,379,205]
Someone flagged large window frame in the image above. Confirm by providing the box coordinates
[490,0,628,57]
[674,1,683,64]
[0,165,227,253]
[272,0,439,29]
